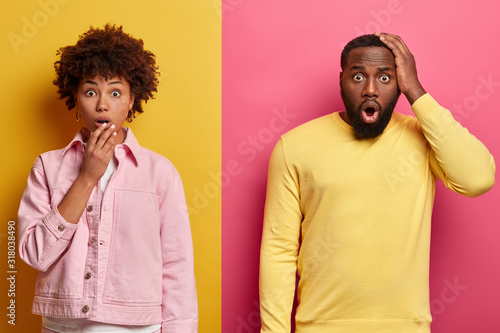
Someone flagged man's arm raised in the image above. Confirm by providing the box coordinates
[376,32,495,196]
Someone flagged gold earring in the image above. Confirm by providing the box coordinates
[75,106,81,121]
[126,110,134,123]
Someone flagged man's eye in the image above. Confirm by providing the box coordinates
[380,75,390,82]
[353,74,364,81]
[111,91,121,97]
[85,90,96,97]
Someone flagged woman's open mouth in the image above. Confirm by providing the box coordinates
[95,118,111,128]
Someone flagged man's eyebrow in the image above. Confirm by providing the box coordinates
[348,65,394,71]
[350,65,365,70]
[377,66,394,72]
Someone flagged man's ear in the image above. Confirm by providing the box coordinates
[339,72,343,86]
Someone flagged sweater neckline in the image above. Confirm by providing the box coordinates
[331,112,354,133]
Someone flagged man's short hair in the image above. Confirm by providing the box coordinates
[340,34,393,70]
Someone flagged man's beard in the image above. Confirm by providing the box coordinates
[341,89,400,139]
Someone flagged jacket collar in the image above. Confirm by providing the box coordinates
[62,127,141,165]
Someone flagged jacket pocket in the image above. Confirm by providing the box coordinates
[103,190,163,305]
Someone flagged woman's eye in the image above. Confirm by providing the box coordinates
[85,90,96,97]
[111,91,121,97]
[380,75,390,82]
[353,74,364,81]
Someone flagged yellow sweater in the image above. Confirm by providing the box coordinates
[259,94,495,333]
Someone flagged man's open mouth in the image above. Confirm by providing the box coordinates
[360,103,380,124]
[365,107,376,116]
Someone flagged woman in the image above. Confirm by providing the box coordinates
[18,24,198,333]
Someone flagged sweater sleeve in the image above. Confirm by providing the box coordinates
[411,93,495,197]
[18,156,79,272]
[260,138,302,333]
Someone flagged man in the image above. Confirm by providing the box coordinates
[259,33,495,333]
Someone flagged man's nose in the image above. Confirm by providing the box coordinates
[362,79,379,98]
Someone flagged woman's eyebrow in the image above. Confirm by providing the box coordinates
[81,80,125,86]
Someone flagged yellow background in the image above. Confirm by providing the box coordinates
[0,0,221,332]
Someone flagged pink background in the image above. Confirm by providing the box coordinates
[222,1,500,332]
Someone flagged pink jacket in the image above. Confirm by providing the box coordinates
[18,128,198,333]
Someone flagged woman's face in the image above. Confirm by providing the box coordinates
[75,75,134,144]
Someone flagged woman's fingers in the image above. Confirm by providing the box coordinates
[80,122,117,182]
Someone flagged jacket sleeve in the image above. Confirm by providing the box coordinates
[158,172,198,333]
[412,94,495,197]
[260,138,302,333]
[18,156,79,272]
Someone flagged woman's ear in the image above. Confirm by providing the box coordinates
[129,96,135,110]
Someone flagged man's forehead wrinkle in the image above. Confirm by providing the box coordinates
[349,53,394,63]
[347,57,395,71]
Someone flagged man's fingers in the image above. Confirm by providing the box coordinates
[375,32,425,103]
[375,32,411,57]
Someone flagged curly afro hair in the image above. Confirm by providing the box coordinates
[53,24,159,119]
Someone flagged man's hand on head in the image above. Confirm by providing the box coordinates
[375,32,426,105]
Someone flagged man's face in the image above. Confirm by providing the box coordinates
[340,46,400,139]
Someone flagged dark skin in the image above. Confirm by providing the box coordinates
[57,76,134,224]
[375,32,426,105]
[339,46,398,127]
[57,123,117,224]
[339,33,426,125]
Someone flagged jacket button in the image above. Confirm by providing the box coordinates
[58,225,65,232]
[82,305,89,313]
[85,272,91,279]
[87,205,93,212]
